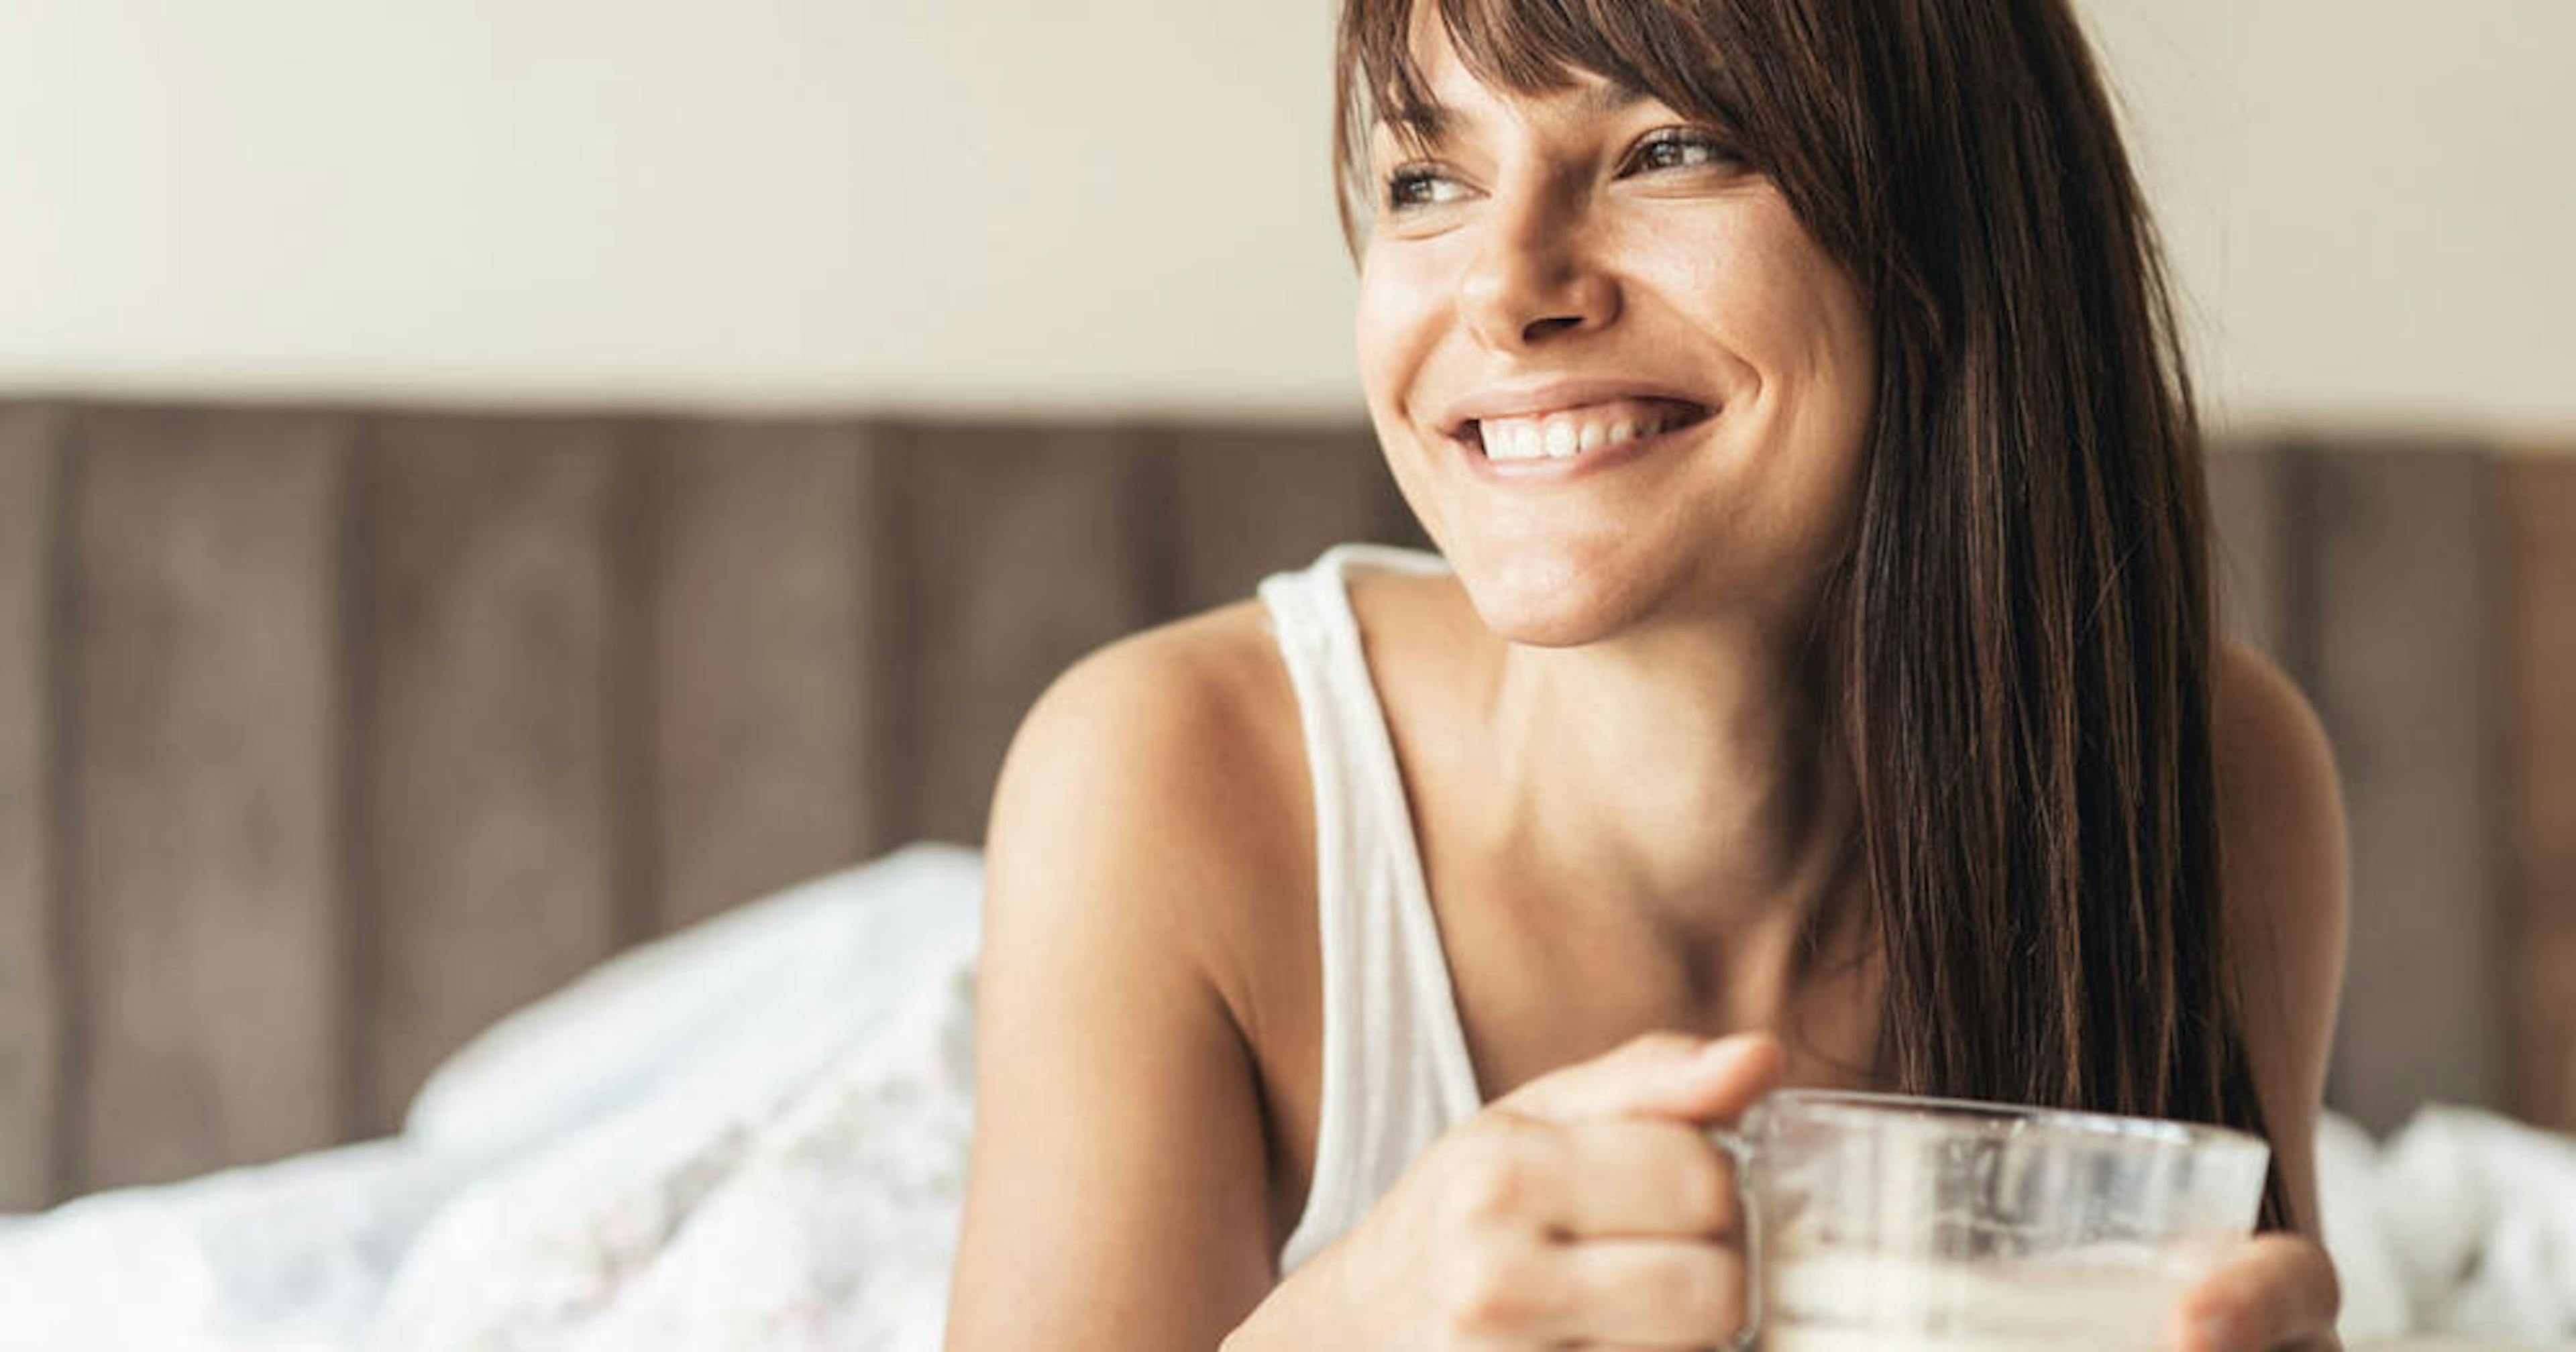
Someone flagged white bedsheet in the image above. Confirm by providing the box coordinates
[1,844,2569,1350]
[0,844,983,1352]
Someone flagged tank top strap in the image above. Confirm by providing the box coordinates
[1256,543,1484,1276]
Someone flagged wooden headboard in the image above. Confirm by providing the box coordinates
[0,400,2569,1210]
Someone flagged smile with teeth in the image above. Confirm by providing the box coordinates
[1470,396,1709,462]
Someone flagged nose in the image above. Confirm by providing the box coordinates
[1457,186,1621,351]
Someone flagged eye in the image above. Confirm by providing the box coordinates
[1386,163,1471,211]
[1621,127,1745,176]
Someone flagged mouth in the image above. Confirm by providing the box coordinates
[1448,395,1715,464]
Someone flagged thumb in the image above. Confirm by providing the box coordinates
[1499,1031,1784,1125]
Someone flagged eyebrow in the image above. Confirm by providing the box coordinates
[1379,77,1653,147]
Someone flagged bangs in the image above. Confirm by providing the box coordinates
[1333,0,1760,240]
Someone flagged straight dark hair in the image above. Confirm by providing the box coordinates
[1334,0,2288,1229]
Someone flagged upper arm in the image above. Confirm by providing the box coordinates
[945,623,1295,1351]
[2212,642,2352,1239]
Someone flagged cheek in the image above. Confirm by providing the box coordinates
[1638,204,1869,395]
[1352,243,1452,418]
[1353,243,1461,537]
[1630,205,1878,573]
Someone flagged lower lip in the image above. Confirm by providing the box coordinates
[1455,413,1714,484]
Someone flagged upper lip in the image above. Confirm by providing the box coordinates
[1435,378,1718,439]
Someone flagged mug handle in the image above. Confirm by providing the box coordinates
[1709,1125,1762,1351]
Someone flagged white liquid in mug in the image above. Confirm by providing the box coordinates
[1754,1248,2206,1352]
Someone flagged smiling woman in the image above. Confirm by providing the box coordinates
[1348,12,1876,650]
[943,0,2349,1349]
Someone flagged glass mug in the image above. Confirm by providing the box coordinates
[1708,1090,2273,1351]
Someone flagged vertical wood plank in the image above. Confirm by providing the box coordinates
[887,423,1159,844]
[2504,450,2576,1133]
[2294,445,2506,1134]
[2204,440,2291,662]
[69,408,349,1190]
[362,417,631,1133]
[1165,425,1420,614]
[648,421,884,933]
[0,406,63,1207]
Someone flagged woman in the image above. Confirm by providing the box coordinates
[947,0,2349,1347]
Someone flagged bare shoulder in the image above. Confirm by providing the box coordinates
[998,600,1302,820]
[987,596,1313,914]
[982,598,1314,1025]
[951,602,1315,1347]
[2210,640,2350,964]
[2209,639,2351,1233]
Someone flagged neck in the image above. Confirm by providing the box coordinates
[1466,606,1860,946]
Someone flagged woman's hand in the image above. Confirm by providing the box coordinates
[2168,1233,2344,1352]
[1242,1031,1784,1351]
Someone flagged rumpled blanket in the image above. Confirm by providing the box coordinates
[2320,1105,2576,1339]
[367,844,985,1351]
[368,928,975,1351]
[0,844,985,1352]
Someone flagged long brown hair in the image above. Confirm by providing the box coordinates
[1334,0,2288,1228]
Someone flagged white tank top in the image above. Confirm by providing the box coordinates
[1256,543,1487,1276]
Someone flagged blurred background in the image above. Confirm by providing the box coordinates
[0,0,2569,1211]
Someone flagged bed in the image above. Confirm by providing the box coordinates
[0,399,2571,1346]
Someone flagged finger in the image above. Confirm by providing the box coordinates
[1501,1031,1784,1126]
[1536,1117,1742,1240]
[1550,1237,1746,1348]
[1546,1329,1731,1339]
[2169,1235,2341,1352]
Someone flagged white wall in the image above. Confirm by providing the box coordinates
[0,0,1360,418]
[2082,0,2576,441]
[1,1,2568,435]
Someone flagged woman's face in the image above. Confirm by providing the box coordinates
[1354,22,1878,647]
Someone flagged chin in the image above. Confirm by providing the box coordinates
[1447,539,1666,649]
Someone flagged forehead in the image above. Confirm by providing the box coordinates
[1373,9,1655,147]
